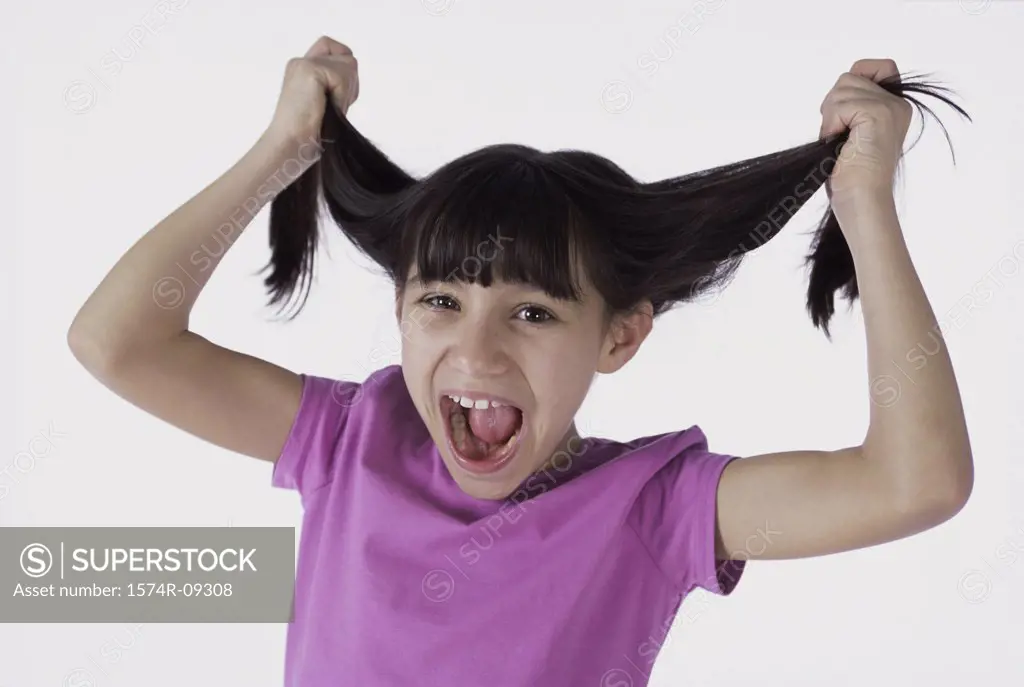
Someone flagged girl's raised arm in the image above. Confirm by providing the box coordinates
[712,60,974,561]
[67,36,359,463]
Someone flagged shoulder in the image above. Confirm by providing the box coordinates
[303,363,406,412]
[618,424,744,595]
[272,364,412,499]
[581,424,712,477]
[619,424,710,457]
[608,423,736,509]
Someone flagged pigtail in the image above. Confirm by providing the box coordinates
[610,72,969,336]
[263,102,416,317]
[802,75,969,333]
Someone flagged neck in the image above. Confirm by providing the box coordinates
[532,420,585,476]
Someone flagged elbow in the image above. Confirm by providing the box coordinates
[67,321,101,373]
[928,475,972,524]
[864,436,975,529]
[896,456,974,528]
[948,454,975,511]
[67,317,121,377]
[938,448,975,519]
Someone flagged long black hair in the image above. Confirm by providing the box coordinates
[263,71,969,337]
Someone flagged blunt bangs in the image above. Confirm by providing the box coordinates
[396,145,594,303]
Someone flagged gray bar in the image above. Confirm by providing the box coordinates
[0,527,295,622]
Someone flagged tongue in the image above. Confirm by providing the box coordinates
[467,405,520,445]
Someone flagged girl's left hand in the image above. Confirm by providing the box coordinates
[818,58,913,210]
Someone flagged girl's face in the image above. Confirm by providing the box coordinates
[397,268,652,500]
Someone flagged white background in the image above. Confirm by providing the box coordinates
[3,0,1022,685]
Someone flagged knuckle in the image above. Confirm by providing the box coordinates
[288,57,316,77]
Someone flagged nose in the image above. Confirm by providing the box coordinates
[449,315,509,378]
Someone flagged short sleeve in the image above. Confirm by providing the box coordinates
[628,438,745,596]
[271,374,360,499]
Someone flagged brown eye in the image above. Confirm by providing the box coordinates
[420,294,459,311]
[516,306,554,324]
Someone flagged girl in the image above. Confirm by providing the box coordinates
[68,36,974,686]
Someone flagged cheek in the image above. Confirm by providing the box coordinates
[398,306,441,350]
[527,333,598,402]
[538,321,605,367]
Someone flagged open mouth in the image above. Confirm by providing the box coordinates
[439,393,525,475]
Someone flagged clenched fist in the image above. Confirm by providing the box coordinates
[267,35,359,145]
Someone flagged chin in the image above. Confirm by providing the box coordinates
[446,468,523,501]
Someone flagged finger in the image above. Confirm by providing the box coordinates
[330,72,357,114]
[322,36,353,56]
[304,37,330,58]
[819,120,839,140]
[819,100,854,140]
[305,35,353,58]
[848,58,900,84]
[820,72,887,116]
[314,60,357,113]
[833,72,884,96]
[820,111,845,140]
[822,94,885,140]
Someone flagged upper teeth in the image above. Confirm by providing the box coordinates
[448,394,504,409]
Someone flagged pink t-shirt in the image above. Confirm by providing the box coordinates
[272,364,744,686]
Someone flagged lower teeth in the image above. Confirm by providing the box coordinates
[451,413,468,448]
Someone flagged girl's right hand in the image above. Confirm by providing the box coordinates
[267,36,359,145]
